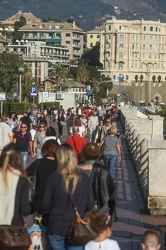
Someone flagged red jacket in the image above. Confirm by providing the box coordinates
[66,134,87,163]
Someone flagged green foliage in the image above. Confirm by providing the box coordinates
[38,102,60,110]
[156,109,166,128]
[83,44,102,67]
[13,16,26,41]
[42,17,62,22]
[66,18,80,27]
[3,102,30,116]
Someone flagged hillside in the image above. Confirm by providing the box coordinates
[1,0,166,30]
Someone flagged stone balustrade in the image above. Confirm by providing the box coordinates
[120,106,166,215]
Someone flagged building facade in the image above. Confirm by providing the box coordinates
[100,18,166,83]
[8,41,70,83]
[19,21,84,60]
[86,24,105,49]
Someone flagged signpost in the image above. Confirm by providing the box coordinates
[30,87,37,105]
[0,92,6,117]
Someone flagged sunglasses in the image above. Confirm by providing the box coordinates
[40,126,45,128]
[21,126,27,128]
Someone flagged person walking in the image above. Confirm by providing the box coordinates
[18,112,32,132]
[33,122,46,159]
[66,109,75,135]
[100,127,121,176]
[0,116,12,154]
[100,118,112,142]
[88,111,99,142]
[0,143,31,226]
[38,144,92,250]
[56,110,65,137]
[7,112,18,132]
[13,123,34,168]
[66,126,87,164]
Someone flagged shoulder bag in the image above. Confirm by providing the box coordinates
[29,159,40,202]
[0,226,31,250]
[68,193,96,246]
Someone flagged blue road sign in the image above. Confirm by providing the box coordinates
[30,87,37,96]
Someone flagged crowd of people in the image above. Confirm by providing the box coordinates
[0,103,162,250]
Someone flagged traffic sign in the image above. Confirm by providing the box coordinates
[0,92,6,101]
[43,92,48,101]
[30,87,37,96]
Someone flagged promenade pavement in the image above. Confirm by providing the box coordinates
[27,120,166,250]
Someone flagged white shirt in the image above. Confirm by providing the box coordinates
[43,136,61,145]
[0,122,12,150]
[85,239,121,250]
[70,126,85,137]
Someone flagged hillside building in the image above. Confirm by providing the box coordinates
[19,21,84,60]
[86,24,105,48]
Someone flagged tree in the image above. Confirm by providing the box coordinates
[66,18,80,27]
[13,16,26,42]
[43,17,61,22]
[0,53,33,101]
[49,64,70,90]
[76,64,89,84]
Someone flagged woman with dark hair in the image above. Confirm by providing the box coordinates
[26,139,58,212]
[0,143,31,226]
[56,110,65,137]
[43,126,61,145]
[33,122,46,159]
[39,144,92,250]
[7,112,18,132]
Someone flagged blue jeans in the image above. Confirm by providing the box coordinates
[20,151,28,169]
[103,154,118,176]
[48,235,83,250]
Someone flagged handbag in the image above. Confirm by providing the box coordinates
[60,121,65,126]
[68,194,96,246]
[0,226,31,250]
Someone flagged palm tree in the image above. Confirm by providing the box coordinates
[76,64,89,84]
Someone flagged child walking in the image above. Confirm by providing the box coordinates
[142,230,161,250]
[85,209,121,250]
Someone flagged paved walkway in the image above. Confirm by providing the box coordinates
[27,120,166,249]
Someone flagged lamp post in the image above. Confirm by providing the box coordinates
[18,67,25,103]
[0,27,14,100]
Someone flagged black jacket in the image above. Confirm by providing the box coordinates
[90,161,116,213]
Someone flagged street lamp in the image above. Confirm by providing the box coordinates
[18,67,25,103]
[0,27,14,100]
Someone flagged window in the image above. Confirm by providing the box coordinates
[119,34,124,41]
[113,75,116,79]
[66,41,70,44]
[132,52,134,59]
[33,32,37,38]
[40,32,44,38]
[132,35,135,40]
[143,36,146,41]
[90,35,93,38]
[109,25,111,30]
[150,26,153,31]
[119,52,123,59]
[126,75,129,80]
[119,26,121,30]
[156,27,158,32]
[66,33,70,37]
[143,44,145,50]
[90,43,93,47]
[149,45,152,51]
[97,35,100,38]
[132,44,134,50]
[49,32,54,37]
[119,44,124,49]
[144,26,146,31]
[56,33,61,37]
[149,53,152,59]
[118,62,123,69]
[149,36,153,42]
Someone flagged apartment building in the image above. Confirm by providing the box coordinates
[86,24,105,48]
[19,21,84,60]
[100,18,166,84]
[8,41,70,83]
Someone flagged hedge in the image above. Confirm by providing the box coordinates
[3,102,31,116]
[38,102,60,110]
[2,102,60,116]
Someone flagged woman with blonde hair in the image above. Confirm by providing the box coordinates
[39,144,92,250]
[0,143,31,226]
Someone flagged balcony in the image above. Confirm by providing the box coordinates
[74,52,82,57]
[73,37,81,41]
[73,44,81,49]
